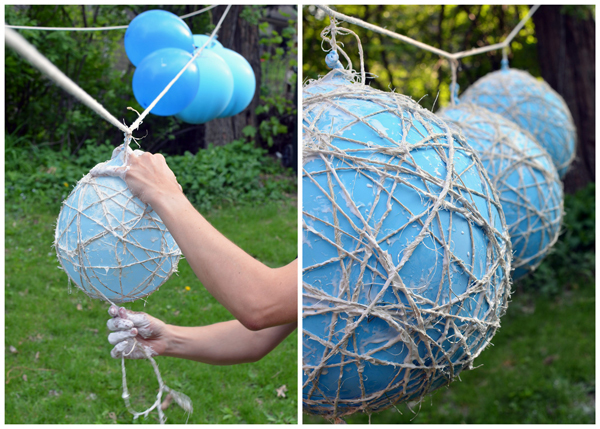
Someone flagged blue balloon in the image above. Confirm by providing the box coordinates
[192,34,223,50]
[461,66,576,178]
[132,48,200,117]
[175,50,234,124]
[55,149,181,303]
[125,9,194,67]
[211,46,256,118]
[439,102,563,281]
[302,71,511,418]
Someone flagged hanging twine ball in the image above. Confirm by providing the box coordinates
[55,146,181,303]
[461,64,576,178]
[302,70,512,419]
[439,102,564,281]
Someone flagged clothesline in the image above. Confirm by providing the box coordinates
[5,5,217,31]
[5,5,231,139]
[315,5,540,61]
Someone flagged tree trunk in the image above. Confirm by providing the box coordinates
[532,5,595,194]
[203,5,262,147]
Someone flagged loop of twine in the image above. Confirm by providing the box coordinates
[319,14,366,85]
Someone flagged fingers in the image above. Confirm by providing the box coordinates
[108,305,119,317]
[108,305,154,338]
[108,328,138,345]
[107,317,133,331]
[110,338,157,359]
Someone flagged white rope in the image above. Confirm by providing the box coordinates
[316,5,540,61]
[6,5,217,31]
[5,27,130,134]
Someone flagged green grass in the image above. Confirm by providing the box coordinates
[5,199,298,424]
[304,274,595,424]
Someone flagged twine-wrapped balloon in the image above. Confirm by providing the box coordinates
[55,146,181,303]
[439,102,564,281]
[302,70,512,419]
[461,63,576,178]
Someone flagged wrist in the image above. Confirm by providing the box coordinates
[161,324,182,358]
[146,189,189,218]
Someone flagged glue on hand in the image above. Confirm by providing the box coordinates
[90,144,144,181]
[107,305,158,359]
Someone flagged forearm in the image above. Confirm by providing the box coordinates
[162,320,297,365]
[149,192,297,329]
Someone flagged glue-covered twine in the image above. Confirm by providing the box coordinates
[302,71,512,420]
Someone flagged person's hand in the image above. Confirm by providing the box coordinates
[122,151,183,207]
[107,305,169,359]
[90,144,183,207]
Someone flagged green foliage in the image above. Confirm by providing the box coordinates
[240,5,265,26]
[6,135,296,215]
[560,5,595,20]
[166,138,296,212]
[5,201,297,424]
[516,182,595,297]
[5,132,116,213]
[256,8,297,151]
[5,5,133,152]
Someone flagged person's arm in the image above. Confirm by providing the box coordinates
[163,320,297,365]
[108,306,297,365]
[119,152,298,330]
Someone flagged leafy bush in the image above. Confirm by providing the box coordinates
[5,134,296,214]
[516,182,595,296]
[166,138,297,212]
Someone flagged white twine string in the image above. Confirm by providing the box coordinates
[315,5,541,61]
[6,5,217,31]
[5,27,131,134]
[320,15,366,84]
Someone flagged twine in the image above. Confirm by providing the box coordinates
[302,72,512,419]
[320,15,366,85]
[439,102,564,279]
[315,5,540,61]
[6,5,217,31]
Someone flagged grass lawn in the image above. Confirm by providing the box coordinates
[303,272,595,424]
[5,199,298,424]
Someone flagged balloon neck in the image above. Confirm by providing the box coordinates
[450,82,460,105]
[325,51,343,70]
[501,58,509,71]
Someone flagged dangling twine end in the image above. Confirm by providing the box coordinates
[124,107,144,148]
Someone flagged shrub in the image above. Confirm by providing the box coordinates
[5,135,296,214]
[516,182,595,296]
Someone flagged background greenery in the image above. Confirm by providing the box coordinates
[302,4,595,424]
